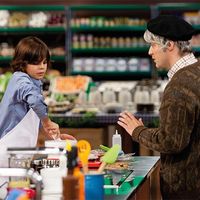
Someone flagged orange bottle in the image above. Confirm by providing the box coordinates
[73,166,85,200]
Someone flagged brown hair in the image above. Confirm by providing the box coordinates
[11,36,51,72]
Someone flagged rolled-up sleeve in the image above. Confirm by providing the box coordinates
[18,81,48,119]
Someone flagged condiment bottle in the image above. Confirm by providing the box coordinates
[112,130,122,151]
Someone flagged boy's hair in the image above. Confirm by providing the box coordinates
[11,36,51,72]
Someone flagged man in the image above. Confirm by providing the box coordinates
[118,15,200,199]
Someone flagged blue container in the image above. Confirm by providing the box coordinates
[85,173,104,200]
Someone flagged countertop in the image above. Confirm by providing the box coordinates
[104,156,160,200]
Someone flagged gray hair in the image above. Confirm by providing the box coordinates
[144,30,192,53]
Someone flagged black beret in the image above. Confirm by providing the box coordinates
[147,15,196,41]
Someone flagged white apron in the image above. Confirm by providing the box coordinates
[0,108,40,198]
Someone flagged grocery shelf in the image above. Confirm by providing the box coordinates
[50,55,66,62]
[157,3,200,10]
[193,25,200,30]
[0,55,66,62]
[0,56,12,62]
[71,25,147,32]
[2,3,198,79]
[71,71,151,78]
[68,4,151,79]
[70,4,150,11]
[71,47,149,54]
[192,47,200,53]
[0,27,65,34]
[0,5,65,11]
[70,46,200,55]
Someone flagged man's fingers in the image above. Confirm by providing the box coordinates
[117,121,128,130]
[118,117,128,125]
[119,113,132,124]
[124,111,137,121]
[139,118,144,125]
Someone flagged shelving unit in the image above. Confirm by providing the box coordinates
[71,25,147,32]
[67,4,152,81]
[0,27,65,33]
[0,3,199,79]
[71,71,151,80]
[156,3,200,11]
[0,55,65,63]
[0,5,67,73]
[156,3,200,57]
[71,46,149,54]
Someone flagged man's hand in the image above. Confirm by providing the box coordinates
[117,111,144,136]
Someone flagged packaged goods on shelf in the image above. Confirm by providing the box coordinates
[72,57,149,73]
[0,10,10,27]
[28,12,48,27]
[0,43,14,57]
[47,12,65,27]
[51,75,91,94]
[8,12,29,27]
[70,17,147,27]
[72,34,147,49]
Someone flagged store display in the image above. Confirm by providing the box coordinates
[0,10,9,26]
[8,12,29,27]
[88,87,102,106]
[118,88,132,106]
[28,12,48,27]
[68,5,151,80]
[71,16,147,27]
[52,75,90,94]
[72,34,147,49]
[0,4,199,79]
[0,5,66,74]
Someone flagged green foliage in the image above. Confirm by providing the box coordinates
[0,72,12,101]
[50,111,97,127]
[0,72,12,92]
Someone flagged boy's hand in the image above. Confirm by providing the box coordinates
[60,134,76,140]
[41,117,60,139]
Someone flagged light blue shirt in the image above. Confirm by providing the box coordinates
[0,72,48,138]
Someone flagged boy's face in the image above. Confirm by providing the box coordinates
[26,59,47,80]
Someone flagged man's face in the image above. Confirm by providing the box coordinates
[148,42,169,69]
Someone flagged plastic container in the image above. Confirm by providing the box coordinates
[112,130,122,151]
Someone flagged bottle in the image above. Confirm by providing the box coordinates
[73,166,85,200]
[63,147,79,200]
[112,130,122,151]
